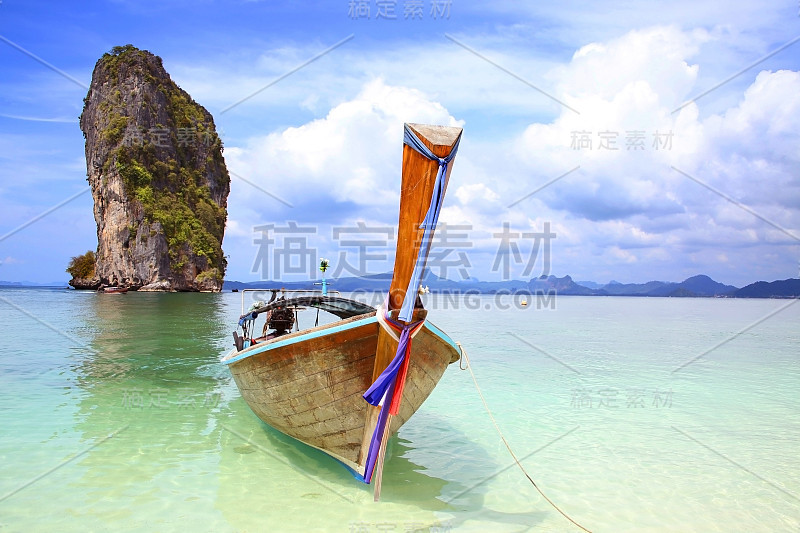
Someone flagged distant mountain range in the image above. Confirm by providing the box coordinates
[222,274,800,298]
[732,278,800,298]
[0,280,68,288]
[579,274,738,297]
[3,275,797,298]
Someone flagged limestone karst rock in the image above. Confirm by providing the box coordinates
[76,44,229,291]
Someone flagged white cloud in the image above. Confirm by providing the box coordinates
[454,183,501,212]
[227,79,462,210]
[217,26,800,284]
[493,26,798,284]
[517,29,796,215]
[555,26,707,107]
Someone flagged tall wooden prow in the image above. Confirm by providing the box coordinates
[359,123,463,500]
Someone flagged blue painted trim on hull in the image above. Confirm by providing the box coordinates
[223,315,379,366]
[222,315,459,366]
[424,320,460,353]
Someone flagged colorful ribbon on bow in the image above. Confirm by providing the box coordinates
[361,309,425,483]
[361,124,461,484]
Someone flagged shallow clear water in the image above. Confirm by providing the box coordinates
[0,289,798,532]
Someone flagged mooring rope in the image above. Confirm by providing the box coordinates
[456,342,593,533]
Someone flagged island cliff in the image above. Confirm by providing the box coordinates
[76,44,230,291]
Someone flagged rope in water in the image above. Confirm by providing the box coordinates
[456,342,593,533]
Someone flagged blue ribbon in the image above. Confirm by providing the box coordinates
[360,318,417,482]
[362,322,414,406]
[361,377,395,483]
[398,125,461,322]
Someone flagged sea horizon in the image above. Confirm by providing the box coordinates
[5,272,800,300]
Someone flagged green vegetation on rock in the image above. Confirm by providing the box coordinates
[101,44,158,85]
[102,112,129,144]
[196,268,222,284]
[115,147,227,270]
[66,251,96,279]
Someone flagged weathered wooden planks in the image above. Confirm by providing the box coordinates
[228,314,459,474]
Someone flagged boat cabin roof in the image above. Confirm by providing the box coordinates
[240,296,376,323]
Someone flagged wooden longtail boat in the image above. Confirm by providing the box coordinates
[221,123,463,489]
[101,286,128,294]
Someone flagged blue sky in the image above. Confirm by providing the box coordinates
[1,0,799,286]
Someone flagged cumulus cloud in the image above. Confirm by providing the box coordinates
[554,26,706,106]
[509,27,710,222]
[505,26,799,284]
[220,26,799,285]
[227,79,462,211]
[221,80,469,279]
[699,70,800,208]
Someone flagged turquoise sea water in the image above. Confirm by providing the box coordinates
[0,288,798,532]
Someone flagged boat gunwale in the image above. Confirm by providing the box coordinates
[222,311,378,365]
[222,307,461,366]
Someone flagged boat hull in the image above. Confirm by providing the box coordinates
[102,287,128,293]
[223,312,460,475]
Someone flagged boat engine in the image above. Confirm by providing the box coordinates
[267,307,295,334]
